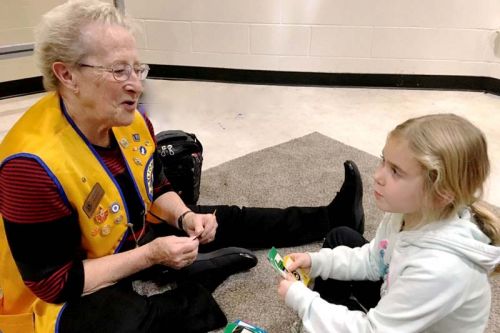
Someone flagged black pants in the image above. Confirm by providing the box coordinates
[192,204,331,250]
[59,280,226,333]
[59,204,333,333]
[313,226,382,312]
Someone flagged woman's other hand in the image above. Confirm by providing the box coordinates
[182,212,218,244]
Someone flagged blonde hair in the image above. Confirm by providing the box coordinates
[389,114,500,259]
[34,0,132,91]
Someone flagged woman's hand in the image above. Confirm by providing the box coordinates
[150,192,217,244]
[182,212,218,244]
[148,235,199,269]
[82,235,199,295]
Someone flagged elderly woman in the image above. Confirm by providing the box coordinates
[0,1,364,333]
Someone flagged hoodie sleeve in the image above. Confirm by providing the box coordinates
[308,241,381,281]
[308,215,394,281]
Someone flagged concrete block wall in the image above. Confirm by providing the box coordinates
[1,0,500,82]
[128,0,500,79]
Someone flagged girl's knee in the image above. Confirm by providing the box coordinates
[323,226,365,249]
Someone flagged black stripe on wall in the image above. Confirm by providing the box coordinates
[0,77,44,99]
[148,65,499,94]
[1,65,500,99]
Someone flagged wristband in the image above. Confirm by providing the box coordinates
[177,210,192,231]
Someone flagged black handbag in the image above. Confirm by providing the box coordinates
[155,130,203,205]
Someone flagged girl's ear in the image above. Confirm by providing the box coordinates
[52,62,79,93]
[436,191,455,208]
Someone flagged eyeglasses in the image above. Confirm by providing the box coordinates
[78,62,150,81]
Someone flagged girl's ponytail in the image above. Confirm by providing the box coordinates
[470,202,500,275]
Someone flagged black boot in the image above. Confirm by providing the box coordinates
[327,160,364,234]
[158,247,258,292]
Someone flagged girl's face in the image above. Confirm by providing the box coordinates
[373,136,426,224]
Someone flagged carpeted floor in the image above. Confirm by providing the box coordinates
[199,132,499,333]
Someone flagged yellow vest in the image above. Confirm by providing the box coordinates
[0,92,154,333]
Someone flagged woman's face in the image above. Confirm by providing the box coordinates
[372,136,426,223]
[73,23,143,128]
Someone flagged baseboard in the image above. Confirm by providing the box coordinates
[0,77,44,100]
[2,65,500,100]
[148,65,500,95]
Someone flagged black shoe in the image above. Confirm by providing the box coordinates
[327,160,364,234]
[159,247,258,292]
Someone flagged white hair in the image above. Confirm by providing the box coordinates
[34,0,133,91]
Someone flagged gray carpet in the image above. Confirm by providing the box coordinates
[198,132,499,333]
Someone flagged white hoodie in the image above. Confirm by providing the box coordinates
[285,209,500,333]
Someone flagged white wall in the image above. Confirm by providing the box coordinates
[128,0,500,79]
[1,0,500,83]
[0,0,68,81]
[0,0,111,83]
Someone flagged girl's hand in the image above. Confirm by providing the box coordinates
[284,252,312,273]
[277,273,296,300]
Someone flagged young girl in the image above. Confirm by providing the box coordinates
[278,113,500,333]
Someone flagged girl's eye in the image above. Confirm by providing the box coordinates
[391,167,402,177]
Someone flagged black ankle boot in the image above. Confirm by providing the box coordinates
[158,247,258,292]
[327,160,364,234]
